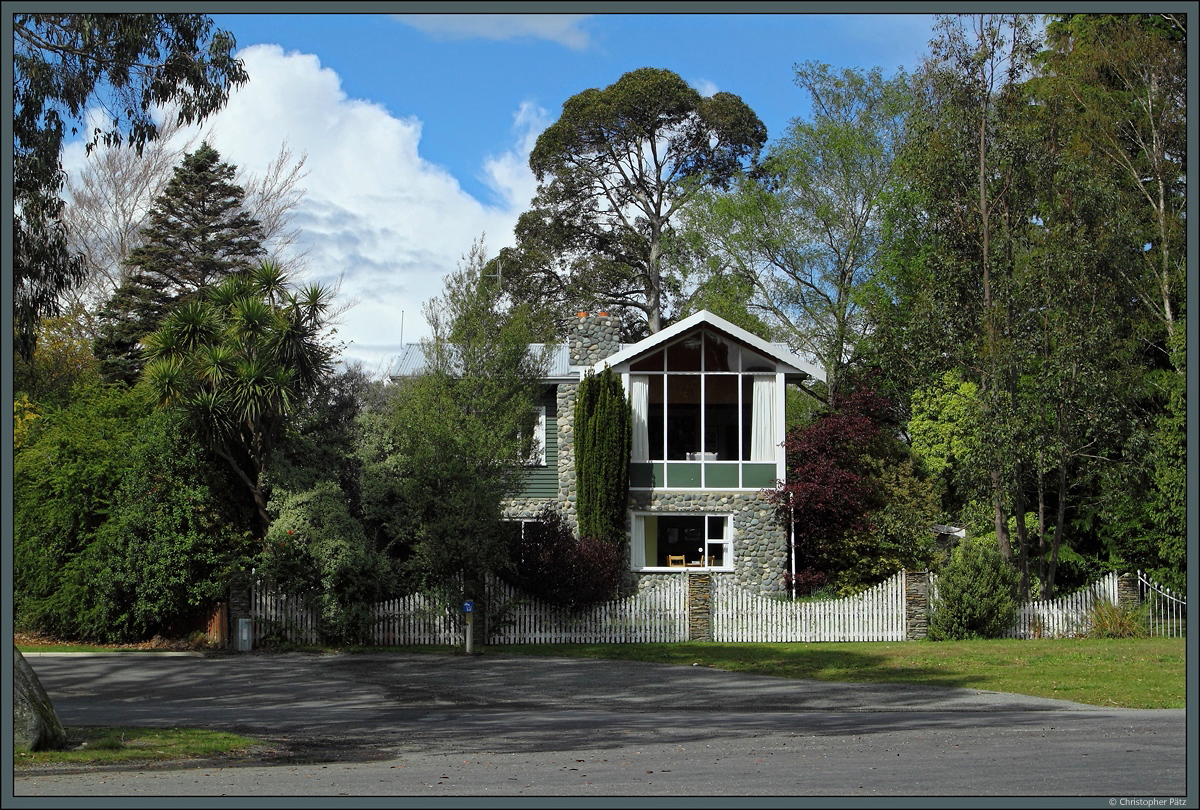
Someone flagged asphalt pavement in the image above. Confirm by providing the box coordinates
[10,650,1191,803]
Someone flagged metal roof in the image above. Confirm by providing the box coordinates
[389,342,577,381]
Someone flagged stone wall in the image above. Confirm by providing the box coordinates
[628,490,788,597]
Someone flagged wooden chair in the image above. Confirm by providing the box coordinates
[667,555,686,567]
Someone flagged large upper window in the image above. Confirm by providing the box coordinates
[628,329,777,464]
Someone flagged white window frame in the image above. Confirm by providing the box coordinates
[630,512,734,572]
[524,405,547,466]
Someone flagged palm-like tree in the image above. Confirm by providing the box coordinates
[142,261,334,536]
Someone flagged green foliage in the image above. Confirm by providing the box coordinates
[262,481,394,645]
[907,370,980,515]
[14,387,252,642]
[574,367,632,545]
[679,62,913,399]
[360,241,550,593]
[498,67,766,334]
[1085,600,1149,640]
[94,142,265,384]
[929,539,1020,641]
[142,261,336,536]
[14,13,247,360]
[12,306,102,408]
[502,507,624,611]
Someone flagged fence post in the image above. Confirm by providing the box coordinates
[227,570,252,650]
[687,573,712,642]
[905,570,931,641]
[1117,573,1139,608]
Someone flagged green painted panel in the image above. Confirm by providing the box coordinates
[666,463,701,488]
[742,463,777,488]
[630,463,655,489]
[704,463,739,488]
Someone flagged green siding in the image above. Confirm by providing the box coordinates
[515,387,559,498]
[666,463,701,488]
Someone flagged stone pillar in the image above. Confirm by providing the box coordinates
[688,572,713,642]
[905,570,931,640]
[569,312,621,367]
[227,571,252,649]
[1117,573,1140,608]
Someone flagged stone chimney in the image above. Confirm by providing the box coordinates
[569,311,621,367]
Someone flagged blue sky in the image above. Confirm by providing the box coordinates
[66,12,944,373]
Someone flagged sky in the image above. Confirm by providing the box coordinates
[62,11,943,375]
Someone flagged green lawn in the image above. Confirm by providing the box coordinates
[481,637,1187,709]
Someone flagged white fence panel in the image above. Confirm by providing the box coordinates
[1139,571,1187,638]
[485,576,687,644]
[712,572,906,643]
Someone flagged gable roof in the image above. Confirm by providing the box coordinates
[389,310,826,384]
[592,310,825,382]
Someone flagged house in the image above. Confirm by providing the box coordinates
[392,310,823,598]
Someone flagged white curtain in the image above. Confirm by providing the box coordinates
[630,517,646,568]
[750,375,776,461]
[630,374,649,462]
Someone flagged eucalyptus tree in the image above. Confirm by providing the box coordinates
[493,67,766,337]
[141,261,336,537]
[14,12,247,360]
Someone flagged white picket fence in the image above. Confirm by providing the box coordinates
[486,576,687,644]
[713,571,906,642]
[249,569,1182,647]
[1003,571,1120,639]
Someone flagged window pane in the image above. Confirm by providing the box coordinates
[631,349,664,372]
[667,334,702,371]
[648,375,664,460]
[667,375,701,459]
[704,375,738,460]
[658,514,705,565]
[703,332,737,371]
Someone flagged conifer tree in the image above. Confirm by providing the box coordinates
[574,367,632,544]
[94,142,265,383]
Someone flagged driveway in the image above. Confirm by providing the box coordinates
[12,651,1189,800]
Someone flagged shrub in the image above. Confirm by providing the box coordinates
[1086,600,1150,639]
[929,540,1020,640]
[504,507,624,611]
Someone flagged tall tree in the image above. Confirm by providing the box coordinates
[13,13,247,360]
[359,240,552,594]
[1038,13,1186,349]
[62,118,309,318]
[140,261,336,537]
[93,141,266,384]
[680,63,913,400]
[870,13,1043,565]
[493,67,766,337]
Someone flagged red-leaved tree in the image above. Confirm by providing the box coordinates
[771,375,895,593]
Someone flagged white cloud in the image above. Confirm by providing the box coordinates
[481,101,548,211]
[394,13,591,50]
[66,44,539,374]
[693,79,720,98]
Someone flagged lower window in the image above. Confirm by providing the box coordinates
[631,513,731,570]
